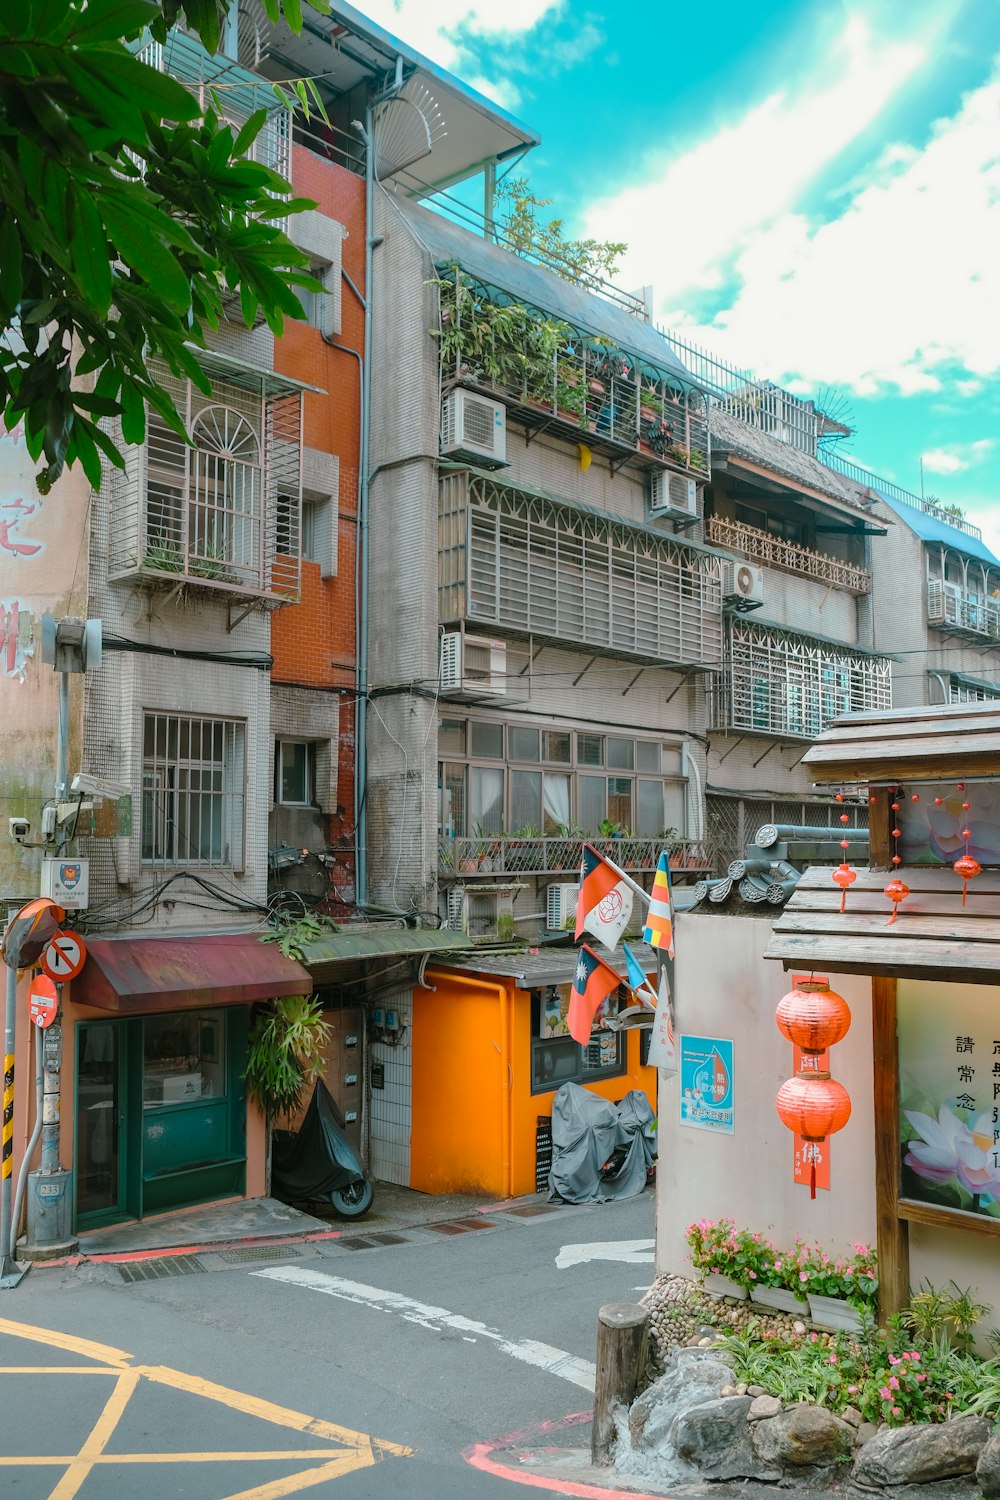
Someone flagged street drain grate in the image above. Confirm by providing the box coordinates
[425,1218,495,1236]
[117,1255,206,1283]
[215,1244,305,1265]
[366,1232,407,1245]
[336,1232,408,1250]
[337,1236,377,1250]
[505,1204,559,1217]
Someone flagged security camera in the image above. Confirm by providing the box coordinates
[70,772,130,801]
[8,817,30,843]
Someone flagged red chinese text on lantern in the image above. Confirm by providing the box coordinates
[775,980,852,1199]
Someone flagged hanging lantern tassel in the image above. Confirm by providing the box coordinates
[832,863,856,912]
[776,1072,852,1198]
[884,877,909,925]
[953,853,981,907]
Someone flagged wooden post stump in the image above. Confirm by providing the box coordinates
[591,1301,649,1466]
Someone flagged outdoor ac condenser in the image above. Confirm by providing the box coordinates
[439,632,507,697]
[546,883,580,931]
[649,471,698,518]
[722,560,765,609]
[441,389,508,466]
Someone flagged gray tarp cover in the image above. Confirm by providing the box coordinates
[547,1082,657,1203]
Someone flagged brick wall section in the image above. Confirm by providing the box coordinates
[271,147,364,892]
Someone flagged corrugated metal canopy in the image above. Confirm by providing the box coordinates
[875,491,1000,567]
[432,943,659,989]
[297,928,472,974]
[803,700,1000,783]
[71,933,311,1014]
[398,197,698,389]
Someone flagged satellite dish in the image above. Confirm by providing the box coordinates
[372,79,446,181]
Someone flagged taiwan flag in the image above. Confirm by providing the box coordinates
[575,843,633,951]
[568,944,623,1045]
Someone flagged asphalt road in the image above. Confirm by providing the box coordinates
[0,1190,657,1499]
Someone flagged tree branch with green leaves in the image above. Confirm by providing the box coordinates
[0,0,327,493]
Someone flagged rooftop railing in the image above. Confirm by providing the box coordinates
[706,516,871,594]
[438,834,710,880]
[820,452,983,541]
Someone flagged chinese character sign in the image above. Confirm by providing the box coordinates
[680,1035,734,1134]
[898,980,1000,1222]
[793,1044,831,1191]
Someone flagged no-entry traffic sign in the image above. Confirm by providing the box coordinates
[39,930,87,982]
[28,975,58,1028]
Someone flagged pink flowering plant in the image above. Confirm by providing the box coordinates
[685,1218,758,1286]
[793,1240,879,1311]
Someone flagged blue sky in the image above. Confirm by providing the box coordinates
[363,0,1000,545]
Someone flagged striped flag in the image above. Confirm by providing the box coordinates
[643,851,675,958]
[575,843,633,952]
[568,945,623,1045]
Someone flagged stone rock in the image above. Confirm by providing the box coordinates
[752,1404,855,1468]
[736,1383,748,1396]
[856,1422,879,1448]
[793,1320,806,1334]
[748,1395,782,1421]
[670,1395,781,1482]
[841,1405,863,1429]
[697,1336,714,1347]
[853,1415,990,1487]
[720,1385,736,1397]
[628,1348,733,1454]
[979,1433,1000,1497]
[747,1384,767,1397]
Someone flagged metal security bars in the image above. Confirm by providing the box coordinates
[439,470,724,670]
[714,620,891,739]
[705,795,868,874]
[109,354,303,603]
[706,516,871,594]
[142,714,246,870]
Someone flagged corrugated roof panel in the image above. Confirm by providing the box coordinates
[875,492,1000,567]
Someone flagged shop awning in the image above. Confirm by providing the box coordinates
[432,943,659,989]
[764,866,1000,983]
[71,933,312,1014]
[297,927,472,979]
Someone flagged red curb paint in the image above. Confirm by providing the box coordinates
[463,1411,680,1500]
[58,1229,343,1267]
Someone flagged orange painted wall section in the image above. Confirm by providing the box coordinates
[411,969,657,1198]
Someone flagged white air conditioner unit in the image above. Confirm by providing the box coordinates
[722,560,765,610]
[461,884,518,944]
[440,632,507,698]
[649,472,698,518]
[546,882,580,931]
[441,390,508,467]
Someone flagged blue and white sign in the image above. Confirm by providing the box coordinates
[680,1034,734,1134]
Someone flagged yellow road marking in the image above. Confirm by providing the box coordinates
[0,1450,371,1466]
[48,1368,140,1500]
[219,1453,370,1500]
[0,1319,415,1496]
[136,1364,413,1457]
[0,1317,131,1366]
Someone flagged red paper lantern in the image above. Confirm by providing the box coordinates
[953,853,981,906]
[775,1072,852,1199]
[832,863,857,912]
[776,1073,852,1140]
[776,979,851,1052]
[884,877,909,925]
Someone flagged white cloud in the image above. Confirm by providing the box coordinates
[357,0,564,74]
[956,378,984,396]
[464,73,523,110]
[582,16,929,302]
[657,55,1000,396]
[923,439,994,474]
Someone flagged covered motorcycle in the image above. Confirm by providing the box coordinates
[271,1079,374,1219]
[547,1082,656,1203]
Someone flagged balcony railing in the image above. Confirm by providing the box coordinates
[434,266,709,480]
[928,580,1000,640]
[706,516,871,594]
[438,835,711,880]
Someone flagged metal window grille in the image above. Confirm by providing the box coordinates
[713,620,891,738]
[110,356,303,602]
[949,681,1000,704]
[439,470,723,669]
[142,714,246,870]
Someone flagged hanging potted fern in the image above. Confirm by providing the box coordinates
[244,993,331,1192]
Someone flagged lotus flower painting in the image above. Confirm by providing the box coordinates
[898,784,1000,867]
[898,979,1000,1219]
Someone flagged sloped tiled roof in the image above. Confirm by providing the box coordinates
[709,408,868,511]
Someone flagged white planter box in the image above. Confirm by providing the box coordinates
[750,1285,809,1315]
[702,1273,748,1300]
[807,1293,864,1332]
